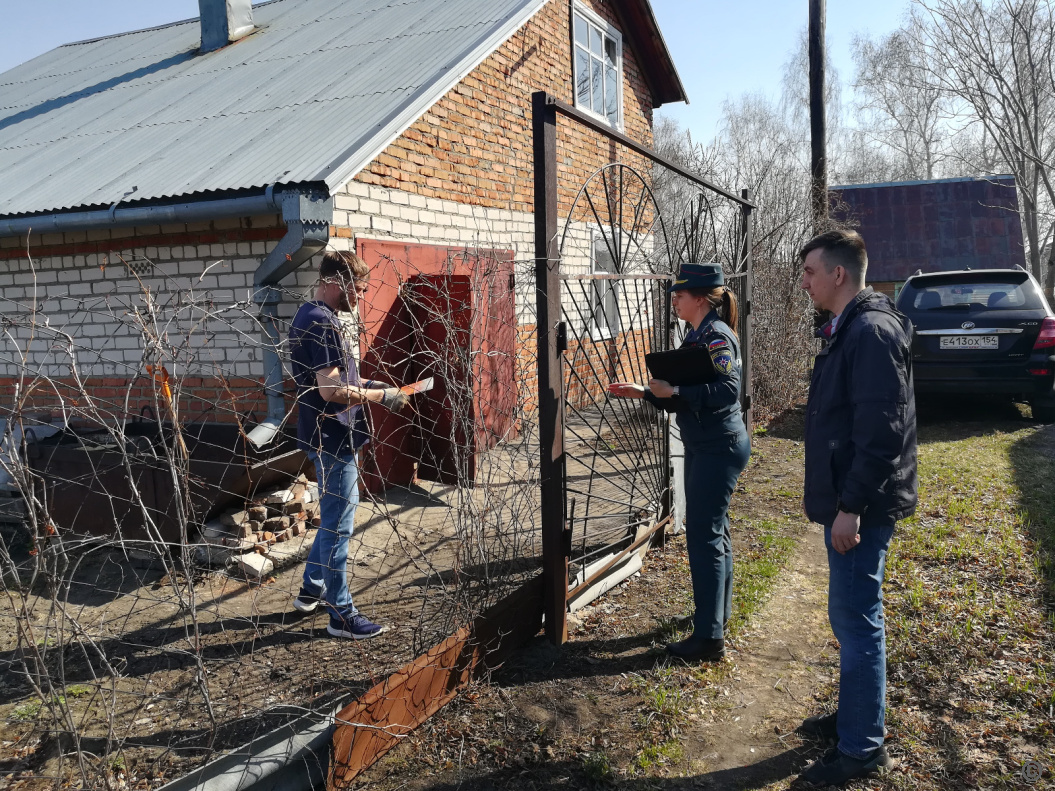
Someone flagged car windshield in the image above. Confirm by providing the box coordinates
[903,279,1043,311]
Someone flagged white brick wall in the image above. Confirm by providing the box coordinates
[0,182,637,385]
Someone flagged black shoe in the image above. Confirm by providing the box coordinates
[671,614,729,633]
[798,745,894,786]
[666,634,725,662]
[799,710,838,742]
[798,710,889,743]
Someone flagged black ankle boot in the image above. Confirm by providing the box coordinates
[666,634,725,662]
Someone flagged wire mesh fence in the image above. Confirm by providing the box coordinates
[0,246,544,790]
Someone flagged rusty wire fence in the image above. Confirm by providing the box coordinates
[0,245,546,790]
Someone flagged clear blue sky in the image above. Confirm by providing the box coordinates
[0,1,912,140]
[650,0,914,136]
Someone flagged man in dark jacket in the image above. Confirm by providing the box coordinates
[796,229,917,786]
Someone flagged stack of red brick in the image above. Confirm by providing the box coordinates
[199,474,321,577]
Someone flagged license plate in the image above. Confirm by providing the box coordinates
[939,335,998,350]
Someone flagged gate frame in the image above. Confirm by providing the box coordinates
[532,90,756,646]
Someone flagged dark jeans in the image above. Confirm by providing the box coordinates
[824,515,895,759]
[684,431,751,639]
[304,449,359,617]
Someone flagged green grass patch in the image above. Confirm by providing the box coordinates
[728,518,799,636]
[883,424,1055,788]
[10,700,41,721]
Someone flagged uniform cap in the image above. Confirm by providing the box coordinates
[669,263,724,292]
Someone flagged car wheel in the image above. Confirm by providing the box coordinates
[1030,400,1055,423]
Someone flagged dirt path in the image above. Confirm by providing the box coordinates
[684,521,834,788]
[361,433,849,790]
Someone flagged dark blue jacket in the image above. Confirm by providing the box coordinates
[644,310,746,446]
[804,288,918,525]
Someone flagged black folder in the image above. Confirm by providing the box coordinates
[645,345,718,386]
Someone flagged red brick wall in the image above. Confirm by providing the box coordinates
[0,376,271,426]
[352,0,656,216]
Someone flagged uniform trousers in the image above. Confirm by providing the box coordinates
[683,430,751,639]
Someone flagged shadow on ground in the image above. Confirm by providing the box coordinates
[1008,421,1055,606]
[389,746,822,791]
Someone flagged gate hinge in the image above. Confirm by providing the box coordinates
[562,526,573,558]
[556,321,568,353]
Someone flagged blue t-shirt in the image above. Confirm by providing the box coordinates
[288,301,368,455]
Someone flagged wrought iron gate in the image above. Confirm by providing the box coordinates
[533,91,756,644]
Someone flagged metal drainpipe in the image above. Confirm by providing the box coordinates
[246,189,333,448]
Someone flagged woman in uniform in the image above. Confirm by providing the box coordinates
[609,263,750,662]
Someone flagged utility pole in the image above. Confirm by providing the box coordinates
[809,0,828,230]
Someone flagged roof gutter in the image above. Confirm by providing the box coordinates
[155,708,333,791]
[0,189,282,237]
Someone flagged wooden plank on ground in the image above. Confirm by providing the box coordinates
[328,577,543,789]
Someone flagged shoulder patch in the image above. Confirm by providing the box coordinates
[710,347,734,375]
[708,337,729,351]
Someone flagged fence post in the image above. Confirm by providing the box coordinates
[740,187,754,435]
[533,91,568,646]
[657,279,672,547]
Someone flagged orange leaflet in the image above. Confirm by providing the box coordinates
[399,377,435,396]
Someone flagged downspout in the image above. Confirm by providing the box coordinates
[246,189,333,448]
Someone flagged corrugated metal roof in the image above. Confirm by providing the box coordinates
[0,0,548,218]
[831,175,1026,281]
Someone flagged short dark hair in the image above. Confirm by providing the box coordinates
[799,229,868,283]
[319,250,370,283]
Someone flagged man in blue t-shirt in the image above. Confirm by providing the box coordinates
[288,250,411,639]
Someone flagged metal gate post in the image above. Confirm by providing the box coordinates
[657,280,672,547]
[533,91,569,646]
[740,187,754,434]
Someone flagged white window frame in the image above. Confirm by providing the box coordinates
[572,3,624,130]
[589,227,620,341]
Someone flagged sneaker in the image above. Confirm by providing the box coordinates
[799,710,838,742]
[327,610,386,640]
[292,587,322,613]
[798,745,894,787]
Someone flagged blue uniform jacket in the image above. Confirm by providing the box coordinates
[643,310,745,446]
[804,288,918,525]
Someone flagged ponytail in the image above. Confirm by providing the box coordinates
[720,288,739,337]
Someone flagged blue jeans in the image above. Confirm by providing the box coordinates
[825,515,895,759]
[684,431,751,639]
[304,449,359,617]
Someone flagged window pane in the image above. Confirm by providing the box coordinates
[605,63,618,124]
[592,56,603,114]
[574,13,588,46]
[576,47,591,108]
[604,36,618,68]
[590,25,602,56]
[594,236,616,273]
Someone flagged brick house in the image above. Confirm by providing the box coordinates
[0,0,685,489]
